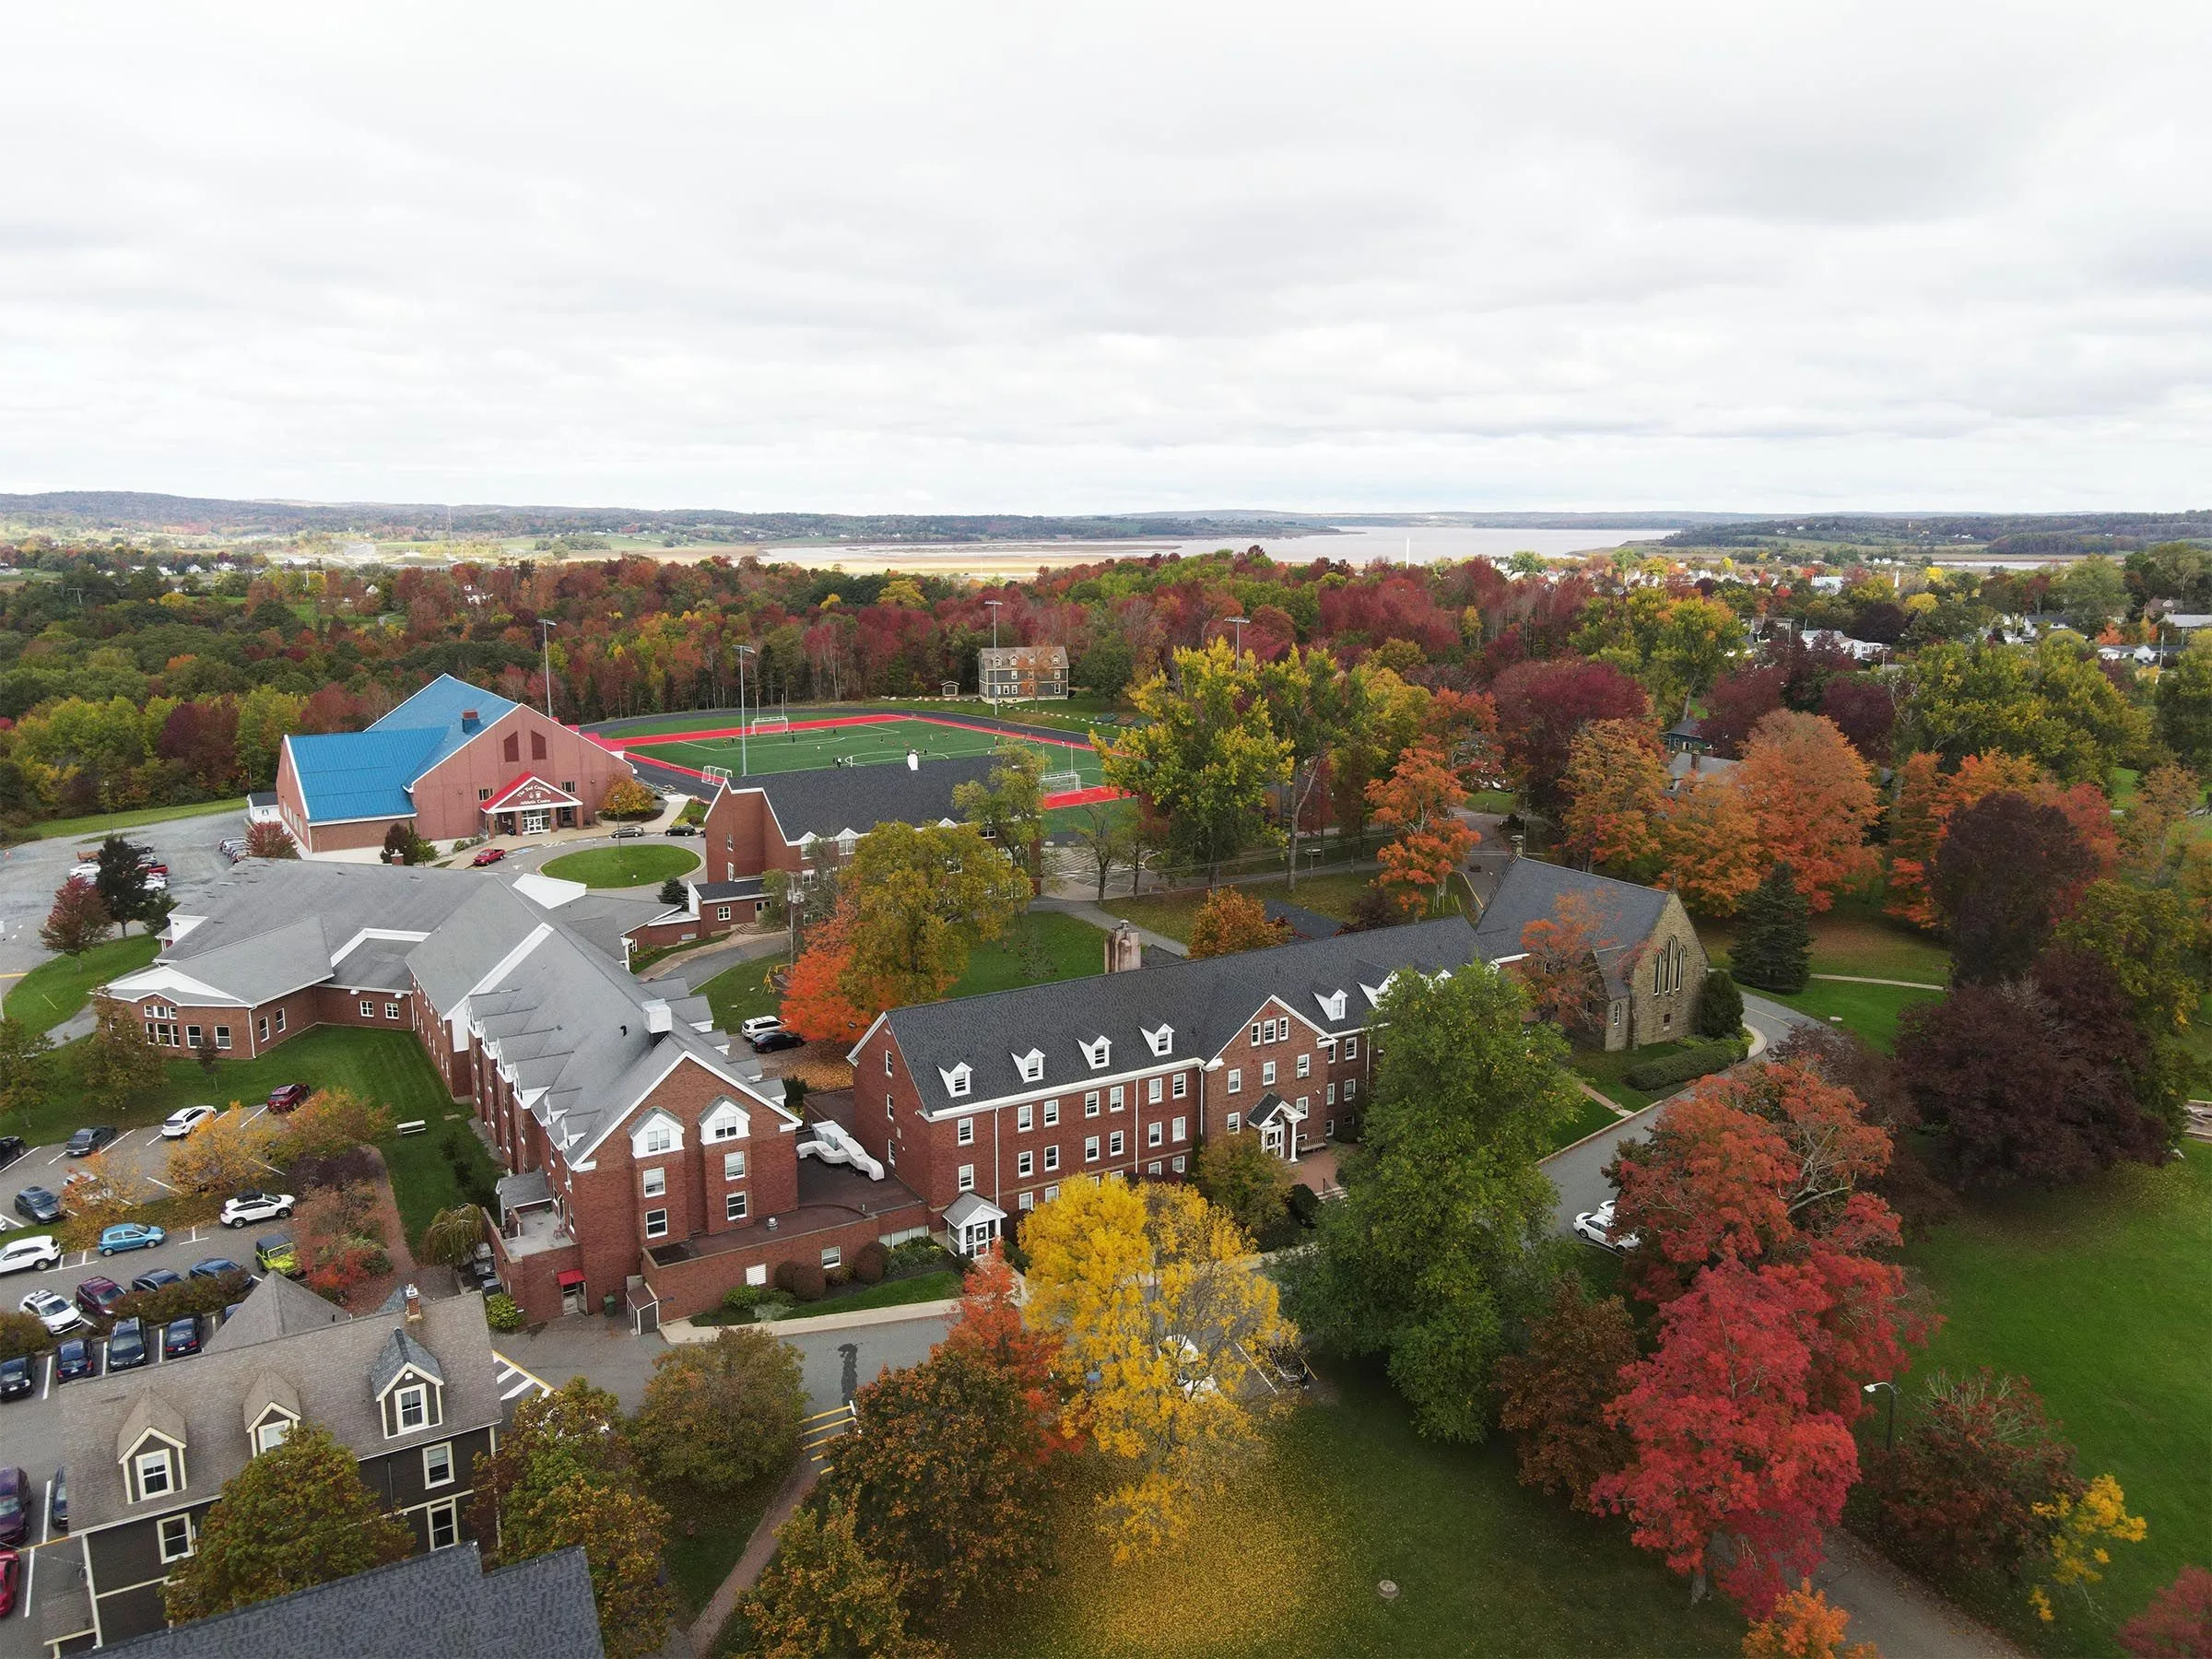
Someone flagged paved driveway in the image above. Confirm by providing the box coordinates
[0,808,247,989]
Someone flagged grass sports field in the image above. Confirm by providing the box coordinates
[611,712,1110,797]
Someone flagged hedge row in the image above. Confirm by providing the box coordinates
[1624,1038,1747,1092]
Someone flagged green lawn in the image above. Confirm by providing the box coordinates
[699,955,790,1034]
[1098,872,1393,946]
[628,713,1106,790]
[1893,1147,2210,1656]
[1764,980,1942,1053]
[947,911,1106,997]
[956,1359,1744,1659]
[1702,903,1950,987]
[5,933,160,1031]
[1547,1087,1626,1150]
[382,1121,502,1249]
[770,1268,962,1322]
[657,1465,789,1618]
[18,797,249,842]
[540,844,700,888]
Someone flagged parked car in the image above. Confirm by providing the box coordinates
[67,861,99,881]
[187,1258,247,1281]
[472,846,507,866]
[0,1137,24,1175]
[142,871,169,891]
[162,1317,202,1360]
[65,1126,118,1158]
[1571,1200,1639,1254]
[749,1029,806,1053]
[105,1317,148,1371]
[611,824,643,839]
[254,1234,301,1277]
[0,1359,31,1402]
[129,1269,183,1296]
[11,1189,60,1226]
[97,1223,167,1256]
[160,1105,218,1139]
[265,1083,312,1114]
[220,1191,295,1228]
[50,1466,66,1534]
[738,1016,784,1041]
[53,1338,96,1383]
[20,1289,83,1335]
[0,1468,28,1547]
[664,823,700,836]
[0,1237,60,1277]
[75,1277,124,1323]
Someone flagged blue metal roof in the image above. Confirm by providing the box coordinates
[288,675,519,823]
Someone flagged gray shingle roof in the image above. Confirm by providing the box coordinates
[1471,859,1677,999]
[371,1326,446,1395]
[733,753,998,843]
[100,1543,604,1659]
[203,1270,347,1353]
[876,916,1481,1113]
[1263,898,1343,941]
[65,1280,502,1535]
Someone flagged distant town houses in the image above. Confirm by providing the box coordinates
[274,674,632,860]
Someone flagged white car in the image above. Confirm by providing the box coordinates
[219,1191,295,1229]
[67,862,99,882]
[1572,1199,1640,1253]
[738,1017,784,1041]
[20,1288,83,1335]
[0,1236,60,1276]
[161,1105,218,1139]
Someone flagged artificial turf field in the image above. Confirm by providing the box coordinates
[614,712,1109,794]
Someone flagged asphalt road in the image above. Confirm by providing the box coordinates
[1541,993,1821,1235]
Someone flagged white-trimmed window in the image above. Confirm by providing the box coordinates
[957,1117,975,1146]
[1147,1077,1163,1103]
[1172,1072,1187,1099]
[726,1192,747,1221]
[423,1441,455,1488]
[886,1095,895,1120]
[1227,1067,1242,1094]
[159,1513,194,1562]
[639,1119,677,1156]
[1044,1144,1060,1171]
[1015,1048,1045,1083]
[1018,1150,1033,1178]
[641,1167,666,1198]
[1147,1122,1163,1148]
[944,1064,972,1099]
[958,1163,975,1192]
[186,1024,202,1048]
[135,1447,177,1500]
[253,1417,291,1454]
[1109,1085,1124,1111]
[394,1384,429,1433]
[886,1049,895,1074]
[1017,1103,1033,1132]
[704,1100,748,1142]
[428,1500,459,1551]
[1171,1115,1186,1141]
[215,1025,231,1050]
[821,1245,842,1269]
[1249,1022,1263,1046]
[1344,1077,1359,1099]
[644,1208,669,1240]
[1018,1190,1035,1211]
[1296,1053,1311,1078]
[1262,1061,1277,1086]
[1109,1130,1124,1157]
[1144,1024,1174,1056]
[1044,1183,1060,1202]
[1172,1154,1186,1172]
[717,905,733,921]
[1085,1091,1100,1117]
[1084,1135,1100,1162]
[1345,1036,1358,1059]
[1227,1112,1241,1135]
[257,1017,269,1042]
[1042,1099,1059,1125]
[1081,1036,1111,1068]
[1327,1082,1337,1103]
[384,1002,400,1020]
[724,1150,747,1181]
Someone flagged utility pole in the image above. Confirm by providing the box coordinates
[536,620,558,722]
[1222,615,1249,657]
[735,644,757,779]
[983,599,1002,711]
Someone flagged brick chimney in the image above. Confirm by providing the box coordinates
[404,1283,423,1324]
[1104,921,1143,974]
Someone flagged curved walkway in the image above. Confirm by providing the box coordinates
[1810,972,1947,990]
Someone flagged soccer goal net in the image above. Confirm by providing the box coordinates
[1041,747,1084,792]
[749,715,791,736]
[701,764,735,787]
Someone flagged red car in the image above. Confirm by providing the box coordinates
[472,846,507,867]
[265,1083,312,1114]
[0,1547,18,1617]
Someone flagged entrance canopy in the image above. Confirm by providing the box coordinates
[481,773,582,815]
[556,1268,587,1289]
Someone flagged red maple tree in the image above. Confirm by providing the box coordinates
[1367,743,1477,916]
[780,903,871,1042]
[1735,711,1879,912]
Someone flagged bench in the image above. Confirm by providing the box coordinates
[394,1120,429,1136]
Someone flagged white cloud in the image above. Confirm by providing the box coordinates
[1,0,2206,512]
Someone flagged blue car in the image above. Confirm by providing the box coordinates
[187,1259,246,1282]
[53,1339,95,1383]
[160,1318,200,1360]
[97,1224,166,1257]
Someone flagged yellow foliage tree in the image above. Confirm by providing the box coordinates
[166,1107,283,1196]
[2028,1473,2146,1623]
[1020,1178,1292,1560]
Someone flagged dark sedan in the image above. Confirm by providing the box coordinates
[161,1317,201,1360]
[54,1337,96,1382]
[0,1137,23,1174]
[664,823,700,836]
[105,1317,148,1371]
[12,1188,60,1226]
[265,1083,312,1114]
[50,1467,65,1535]
[188,1258,248,1281]
[748,1028,807,1053]
[0,1468,27,1547]
[0,1358,29,1402]
[74,1277,124,1323]
[65,1125,118,1157]
[130,1268,184,1296]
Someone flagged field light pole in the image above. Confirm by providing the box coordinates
[1223,615,1249,657]
[984,599,1002,712]
[1863,1381,1897,1453]
[735,645,757,779]
[536,621,558,721]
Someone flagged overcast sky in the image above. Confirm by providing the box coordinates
[4,3,2206,514]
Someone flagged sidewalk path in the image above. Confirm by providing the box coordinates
[1813,1529,2026,1658]
[1035,896,1187,958]
[638,931,787,992]
[1809,972,1947,990]
[687,1456,823,1655]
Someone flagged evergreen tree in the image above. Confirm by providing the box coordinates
[1733,864,1811,994]
[1695,966,1745,1039]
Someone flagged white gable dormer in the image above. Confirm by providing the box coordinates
[1143,1023,1174,1057]
[1013,1047,1045,1083]
[1359,971,1397,1008]
[940,1062,972,1098]
[630,1109,684,1159]
[1080,1036,1112,1069]
[701,1097,751,1144]
[1315,989,1347,1021]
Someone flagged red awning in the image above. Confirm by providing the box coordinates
[556,1269,586,1288]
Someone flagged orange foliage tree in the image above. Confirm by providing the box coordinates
[1736,712,1879,912]
[1186,887,1288,959]
[1886,751,2118,929]
[1658,772,1765,916]
[780,903,871,1043]
[1562,719,1670,878]
[1367,744,1477,915]
[1511,893,1611,1037]
[1741,1582,1879,1659]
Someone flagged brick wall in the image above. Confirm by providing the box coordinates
[640,1204,930,1322]
[411,707,631,842]
[307,816,408,856]
[700,788,803,883]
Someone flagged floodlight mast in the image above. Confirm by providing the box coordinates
[735,645,758,778]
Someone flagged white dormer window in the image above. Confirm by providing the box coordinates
[701,1099,750,1144]
[1316,989,1347,1021]
[630,1112,683,1159]
[1359,975,1393,1008]
[1143,1024,1173,1057]
[133,1445,180,1501]
[1080,1037,1111,1069]
[1014,1048,1045,1083]
[941,1063,972,1098]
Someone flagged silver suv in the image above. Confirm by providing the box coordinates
[219,1191,296,1229]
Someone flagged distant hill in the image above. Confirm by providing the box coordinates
[1662,511,2212,554]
